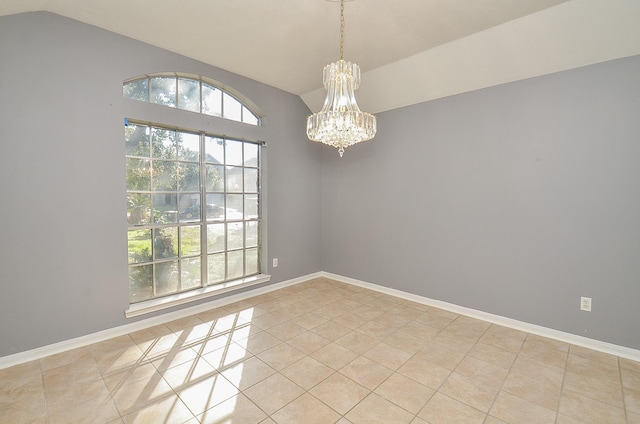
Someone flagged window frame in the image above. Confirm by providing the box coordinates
[123,75,269,318]
[123,74,261,126]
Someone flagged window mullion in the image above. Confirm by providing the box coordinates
[200,132,207,288]
[174,76,179,110]
[241,147,246,277]
[223,138,228,282]
[199,81,203,115]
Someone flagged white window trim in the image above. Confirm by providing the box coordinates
[125,273,271,318]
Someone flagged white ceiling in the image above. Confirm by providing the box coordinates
[2,0,640,113]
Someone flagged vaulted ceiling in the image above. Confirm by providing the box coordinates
[2,0,639,113]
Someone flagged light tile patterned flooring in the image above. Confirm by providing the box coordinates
[1,278,640,423]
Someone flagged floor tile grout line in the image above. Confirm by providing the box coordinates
[554,347,570,424]
[449,319,499,420]
[40,366,51,424]
[481,331,527,423]
[618,356,629,424]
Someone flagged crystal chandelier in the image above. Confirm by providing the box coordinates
[307,0,376,157]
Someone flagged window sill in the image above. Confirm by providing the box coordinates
[125,274,271,318]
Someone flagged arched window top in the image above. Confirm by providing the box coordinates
[123,73,261,126]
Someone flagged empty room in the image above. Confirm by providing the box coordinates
[1,0,639,423]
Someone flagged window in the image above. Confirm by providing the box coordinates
[126,123,262,304]
[123,75,260,125]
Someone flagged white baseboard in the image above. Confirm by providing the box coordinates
[322,271,640,363]
[0,272,322,370]
[2,270,638,369]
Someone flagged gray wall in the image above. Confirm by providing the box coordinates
[0,12,322,357]
[322,54,640,350]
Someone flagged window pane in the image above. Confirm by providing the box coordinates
[226,194,243,220]
[181,257,201,290]
[178,132,200,162]
[126,158,151,191]
[155,260,178,295]
[154,227,177,259]
[206,165,224,191]
[152,161,177,191]
[226,166,242,193]
[152,128,177,160]
[125,124,150,157]
[129,264,153,302]
[245,248,258,275]
[205,136,225,164]
[244,168,258,193]
[153,193,177,224]
[178,78,200,112]
[178,194,199,222]
[206,203,224,221]
[208,253,225,284]
[223,93,242,122]
[227,250,244,280]
[244,143,258,167]
[246,221,258,248]
[128,229,152,264]
[150,77,176,107]
[128,194,151,226]
[225,140,243,166]
[227,222,243,250]
[242,106,259,125]
[180,225,201,257]
[245,195,258,220]
[207,223,225,253]
[206,193,225,221]
[202,84,222,117]
[178,163,200,191]
[123,79,148,102]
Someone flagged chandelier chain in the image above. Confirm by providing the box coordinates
[339,0,345,60]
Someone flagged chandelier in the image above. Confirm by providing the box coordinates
[306,0,376,157]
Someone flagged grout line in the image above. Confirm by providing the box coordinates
[618,356,629,424]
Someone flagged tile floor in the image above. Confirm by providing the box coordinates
[1,277,639,423]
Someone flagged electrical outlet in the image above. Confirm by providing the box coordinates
[580,297,592,312]
[272,258,278,268]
